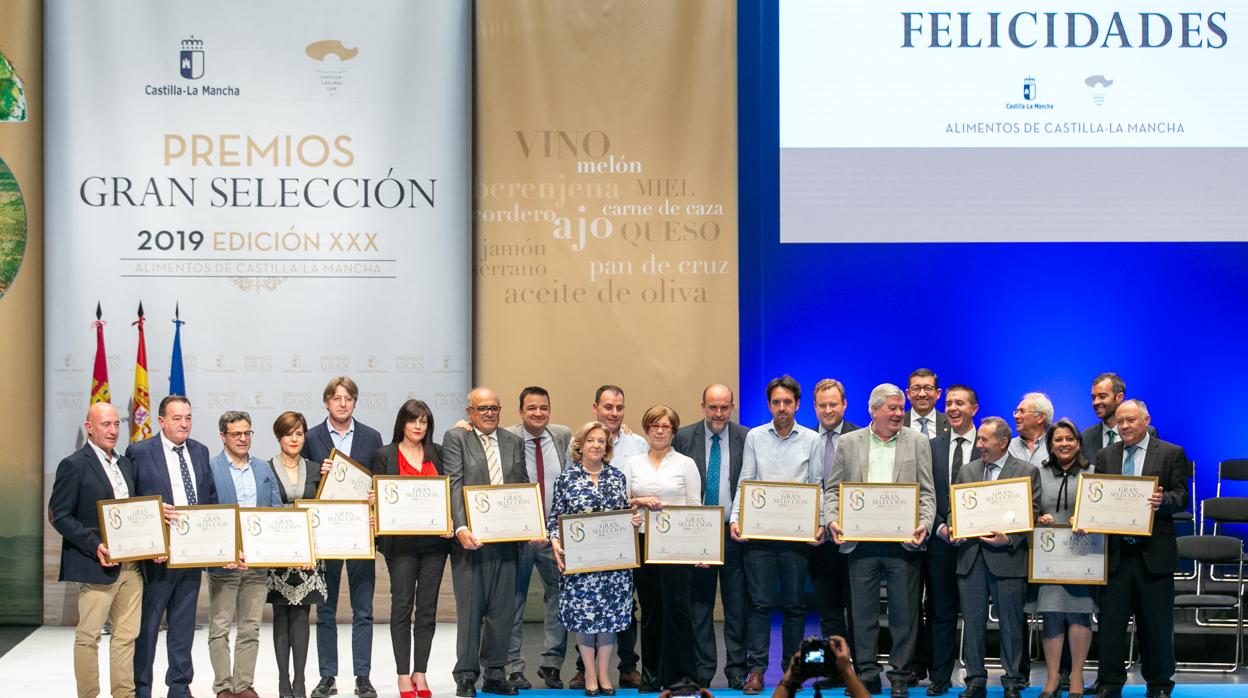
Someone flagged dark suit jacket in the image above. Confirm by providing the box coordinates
[1094,436,1191,575]
[947,455,1040,578]
[441,427,528,532]
[1081,422,1159,463]
[371,441,447,556]
[673,420,749,502]
[126,434,217,581]
[49,444,137,584]
[905,410,950,439]
[930,431,982,529]
[302,417,385,496]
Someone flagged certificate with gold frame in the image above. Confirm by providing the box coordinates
[238,507,315,567]
[1071,473,1158,536]
[644,506,724,565]
[559,509,640,574]
[464,483,546,543]
[950,476,1035,539]
[373,476,452,536]
[167,504,239,569]
[838,483,920,542]
[315,449,374,501]
[1029,525,1108,585]
[97,495,169,563]
[296,500,375,560]
[736,481,821,542]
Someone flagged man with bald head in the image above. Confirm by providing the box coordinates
[444,387,530,697]
[674,383,750,689]
[51,402,142,698]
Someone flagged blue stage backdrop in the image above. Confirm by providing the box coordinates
[737,0,1248,512]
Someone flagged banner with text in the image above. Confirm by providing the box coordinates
[475,0,739,424]
[44,0,470,624]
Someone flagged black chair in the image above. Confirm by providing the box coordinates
[1202,496,1248,586]
[1173,461,1198,581]
[1174,534,1244,671]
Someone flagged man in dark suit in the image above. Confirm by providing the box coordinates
[128,395,218,698]
[503,386,572,690]
[50,402,143,698]
[936,416,1039,698]
[445,387,531,697]
[903,368,949,440]
[673,383,751,690]
[921,385,980,696]
[1081,373,1158,464]
[1092,400,1189,698]
[303,376,385,698]
[806,379,859,677]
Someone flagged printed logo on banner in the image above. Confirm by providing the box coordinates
[396,355,424,373]
[1023,77,1037,102]
[1086,74,1114,107]
[282,392,315,410]
[55,392,84,410]
[1005,76,1054,111]
[305,39,359,96]
[320,355,349,373]
[179,36,205,80]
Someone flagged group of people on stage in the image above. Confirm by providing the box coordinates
[51,370,1190,698]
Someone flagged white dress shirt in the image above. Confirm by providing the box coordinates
[523,428,562,512]
[622,450,702,506]
[909,409,939,439]
[1121,432,1151,475]
[1102,425,1121,449]
[161,433,199,506]
[89,441,129,498]
[704,422,734,517]
[947,427,975,483]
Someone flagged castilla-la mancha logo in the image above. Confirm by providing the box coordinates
[180,36,205,80]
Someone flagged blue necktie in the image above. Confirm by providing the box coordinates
[1123,445,1140,477]
[822,430,837,484]
[919,417,930,437]
[705,433,721,506]
[174,445,197,505]
[982,462,997,481]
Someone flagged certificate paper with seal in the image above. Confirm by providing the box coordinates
[373,476,452,536]
[838,483,920,542]
[97,495,168,562]
[559,509,640,574]
[1029,526,1107,585]
[1071,473,1158,536]
[950,476,1035,539]
[238,507,315,567]
[464,483,546,543]
[315,449,374,501]
[167,504,238,568]
[296,500,375,560]
[644,506,724,565]
[737,481,821,542]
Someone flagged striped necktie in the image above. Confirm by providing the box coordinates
[481,433,503,485]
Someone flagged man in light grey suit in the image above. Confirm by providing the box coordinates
[935,417,1039,698]
[445,387,532,697]
[503,386,572,690]
[826,383,935,697]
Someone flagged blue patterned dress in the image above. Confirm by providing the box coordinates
[547,462,634,634]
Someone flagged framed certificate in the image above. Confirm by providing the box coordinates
[559,510,640,574]
[98,495,169,562]
[1029,525,1108,585]
[167,505,239,569]
[373,476,452,536]
[296,500,375,560]
[1071,473,1158,536]
[238,507,315,567]
[737,481,821,542]
[838,483,920,542]
[644,506,724,565]
[315,449,374,501]
[464,483,546,543]
[950,476,1035,539]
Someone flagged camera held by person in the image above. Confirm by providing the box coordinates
[773,636,869,698]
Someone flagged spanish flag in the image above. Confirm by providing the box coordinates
[89,302,110,405]
[130,302,152,441]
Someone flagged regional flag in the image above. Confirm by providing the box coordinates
[130,303,153,441]
[90,302,110,404]
[169,302,186,397]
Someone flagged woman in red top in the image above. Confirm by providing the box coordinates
[372,399,451,698]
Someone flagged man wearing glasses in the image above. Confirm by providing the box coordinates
[304,376,385,698]
[207,410,282,698]
[902,369,948,440]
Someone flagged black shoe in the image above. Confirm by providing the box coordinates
[311,677,338,698]
[926,682,950,696]
[1094,688,1121,698]
[860,679,883,696]
[508,673,532,690]
[535,667,563,690]
[456,679,478,697]
[1145,691,1172,698]
[728,676,746,691]
[959,687,985,698]
[1003,687,1022,698]
[637,685,661,694]
[354,677,378,698]
[482,679,519,696]
[891,679,910,697]
[584,691,599,698]
[601,689,616,697]
[911,668,928,683]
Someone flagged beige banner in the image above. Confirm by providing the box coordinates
[475,0,739,426]
[0,0,43,624]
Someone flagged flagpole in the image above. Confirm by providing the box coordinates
[130,302,153,441]
[90,302,110,404]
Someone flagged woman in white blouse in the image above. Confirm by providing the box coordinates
[623,405,702,692]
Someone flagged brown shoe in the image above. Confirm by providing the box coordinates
[743,672,765,695]
[618,671,641,689]
[217,691,238,698]
[236,690,261,698]
[569,671,586,690]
